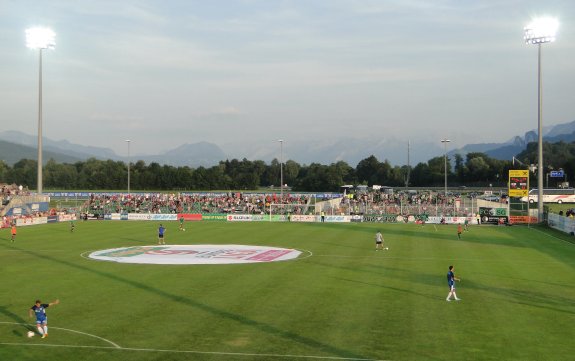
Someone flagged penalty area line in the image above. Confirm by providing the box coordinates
[0,342,389,361]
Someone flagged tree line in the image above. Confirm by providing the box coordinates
[1,141,573,191]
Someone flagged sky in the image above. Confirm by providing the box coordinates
[1,0,574,162]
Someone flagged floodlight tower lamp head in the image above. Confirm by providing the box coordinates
[26,27,56,49]
[524,17,559,44]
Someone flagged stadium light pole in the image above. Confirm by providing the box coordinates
[278,139,284,205]
[26,27,55,195]
[524,17,559,222]
[126,140,131,196]
[441,139,451,197]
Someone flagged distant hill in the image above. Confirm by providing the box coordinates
[0,131,227,168]
[0,130,118,160]
[451,122,575,161]
[0,139,81,165]
[140,142,227,167]
[2,119,575,168]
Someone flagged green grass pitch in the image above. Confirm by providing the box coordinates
[1,221,574,361]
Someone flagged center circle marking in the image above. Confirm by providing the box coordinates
[88,245,303,264]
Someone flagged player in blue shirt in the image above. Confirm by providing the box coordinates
[29,299,59,338]
[446,265,461,301]
[158,224,166,245]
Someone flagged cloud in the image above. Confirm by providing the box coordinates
[212,107,242,115]
[89,113,145,123]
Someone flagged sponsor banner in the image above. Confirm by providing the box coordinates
[363,215,399,223]
[227,214,253,222]
[201,214,227,221]
[48,192,91,197]
[481,216,508,225]
[150,214,178,221]
[178,214,202,221]
[251,215,267,222]
[107,213,127,220]
[427,216,474,224]
[350,215,363,223]
[125,213,177,221]
[291,215,318,222]
[88,245,303,265]
[478,207,508,224]
[271,215,288,222]
[16,217,48,227]
[106,213,121,220]
[479,207,507,217]
[128,213,153,221]
[47,215,58,223]
[58,214,77,222]
[324,215,350,223]
[509,216,538,224]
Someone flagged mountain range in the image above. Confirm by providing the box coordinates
[1,120,575,168]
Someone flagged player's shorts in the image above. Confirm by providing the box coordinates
[448,283,455,291]
[158,234,164,238]
[35,317,47,324]
[376,241,382,244]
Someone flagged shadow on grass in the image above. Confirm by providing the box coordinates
[0,243,369,360]
[306,258,445,290]
[0,305,35,336]
[474,271,575,290]
[331,277,439,301]
[461,278,575,315]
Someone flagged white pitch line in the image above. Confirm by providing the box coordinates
[0,342,389,361]
[51,326,121,348]
[530,227,575,247]
[0,322,120,348]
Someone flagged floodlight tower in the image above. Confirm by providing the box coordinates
[126,140,131,196]
[278,139,284,205]
[26,27,56,195]
[524,17,559,222]
[441,139,451,197]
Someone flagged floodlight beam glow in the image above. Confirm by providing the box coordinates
[524,17,559,44]
[26,27,56,49]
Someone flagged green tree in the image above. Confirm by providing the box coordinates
[454,153,466,185]
[0,160,10,184]
[11,159,37,189]
[466,155,490,185]
[44,159,78,189]
[356,155,381,185]
[427,156,448,186]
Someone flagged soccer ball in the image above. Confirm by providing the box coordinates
[183,228,186,231]
[27,331,35,338]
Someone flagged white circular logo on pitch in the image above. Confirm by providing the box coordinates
[88,245,302,264]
